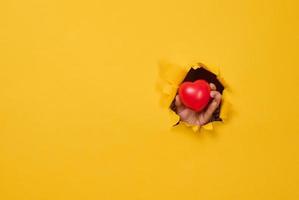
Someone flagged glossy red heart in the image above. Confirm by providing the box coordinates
[178,80,211,112]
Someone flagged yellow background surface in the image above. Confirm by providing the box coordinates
[1,0,299,199]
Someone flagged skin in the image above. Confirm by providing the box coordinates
[175,83,222,126]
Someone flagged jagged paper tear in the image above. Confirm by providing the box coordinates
[157,61,231,131]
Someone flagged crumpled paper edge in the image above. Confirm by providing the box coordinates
[157,61,231,132]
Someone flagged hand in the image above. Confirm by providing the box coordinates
[175,83,222,126]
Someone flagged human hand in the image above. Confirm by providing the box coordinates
[175,83,222,126]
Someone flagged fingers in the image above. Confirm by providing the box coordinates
[210,90,222,102]
[178,107,193,120]
[175,95,189,118]
[186,111,199,125]
[209,83,216,91]
[179,108,199,125]
[175,95,182,107]
[201,91,222,124]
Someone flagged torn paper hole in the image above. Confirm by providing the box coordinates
[157,62,230,131]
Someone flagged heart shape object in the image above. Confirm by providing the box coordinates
[178,80,211,112]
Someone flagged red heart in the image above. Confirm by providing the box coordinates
[178,80,211,112]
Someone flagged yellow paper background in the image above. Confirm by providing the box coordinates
[0,0,299,199]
